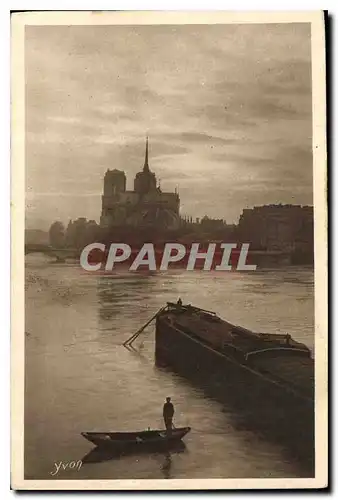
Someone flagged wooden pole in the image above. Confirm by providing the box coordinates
[123,306,165,347]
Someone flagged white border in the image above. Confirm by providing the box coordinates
[10,10,328,491]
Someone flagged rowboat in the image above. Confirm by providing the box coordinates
[81,427,191,449]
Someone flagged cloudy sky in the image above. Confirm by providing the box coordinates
[25,23,312,229]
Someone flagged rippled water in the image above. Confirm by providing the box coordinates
[24,254,314,480]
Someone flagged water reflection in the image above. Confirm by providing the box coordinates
[81,441,186,480]
[160,452,172,479]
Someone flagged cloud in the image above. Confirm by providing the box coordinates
[25,23,313,228]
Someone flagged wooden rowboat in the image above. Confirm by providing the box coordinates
[81,427,191,449]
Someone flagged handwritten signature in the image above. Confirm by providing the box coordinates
[50,460,82,476]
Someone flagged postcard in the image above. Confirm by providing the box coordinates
[11,10,328,490]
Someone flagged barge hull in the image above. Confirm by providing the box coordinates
[155,315,314,471]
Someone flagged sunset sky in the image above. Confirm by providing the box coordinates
[25,22,312,229]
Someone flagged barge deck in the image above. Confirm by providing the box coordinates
[156,301,314,402]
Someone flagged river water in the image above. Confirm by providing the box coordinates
[24,255,314,480]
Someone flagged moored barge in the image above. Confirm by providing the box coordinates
[155,301,314,466]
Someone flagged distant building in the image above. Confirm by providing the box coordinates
[238,204,314,252]
[179,215,237,242]
[200,215,227,232]
[100,138,180,230]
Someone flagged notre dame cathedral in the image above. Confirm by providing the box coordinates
[100,138,181,230]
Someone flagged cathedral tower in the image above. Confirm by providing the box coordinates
[103,169,126,196]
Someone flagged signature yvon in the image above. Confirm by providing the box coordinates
[50,460,82,476]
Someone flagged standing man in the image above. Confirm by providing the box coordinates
[163,397,175,432]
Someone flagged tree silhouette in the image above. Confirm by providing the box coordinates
[49,221,65,248]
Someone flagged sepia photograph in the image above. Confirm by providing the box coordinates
[11,11,327,490]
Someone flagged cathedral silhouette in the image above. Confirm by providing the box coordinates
[100,138,181,230]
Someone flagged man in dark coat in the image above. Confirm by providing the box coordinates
[163,397,174,432]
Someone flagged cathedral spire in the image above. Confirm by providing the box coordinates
[143,136,150,172]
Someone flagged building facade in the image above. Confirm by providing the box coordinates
[238,204,314,252]
[100,138,180,230]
